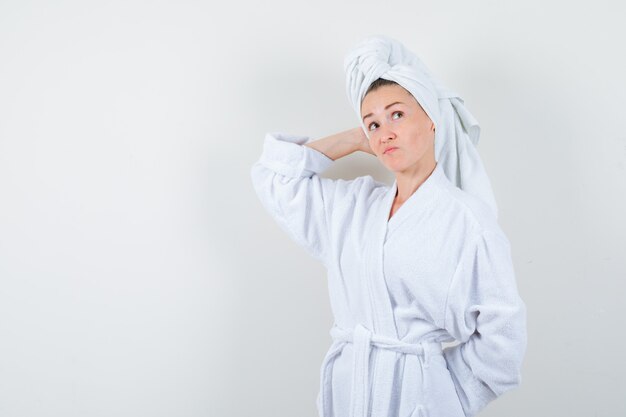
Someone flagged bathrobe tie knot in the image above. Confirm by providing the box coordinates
[318,323,443,417]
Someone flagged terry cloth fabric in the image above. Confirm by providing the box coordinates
[344,34,499,219]
[250,132,528,417]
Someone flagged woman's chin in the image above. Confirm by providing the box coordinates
[382,161,406,173]
[377,155,408,173]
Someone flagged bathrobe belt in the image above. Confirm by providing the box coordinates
[318,323,443,417]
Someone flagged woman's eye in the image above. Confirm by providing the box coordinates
[368,112,402,131]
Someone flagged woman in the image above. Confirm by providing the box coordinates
[250,35,527,417]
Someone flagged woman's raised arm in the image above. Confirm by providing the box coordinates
[250,128,371,265]
[304,127,374,159]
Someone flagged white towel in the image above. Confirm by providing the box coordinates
[344,34,499,219]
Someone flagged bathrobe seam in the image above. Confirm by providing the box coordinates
[439,184,494,234]
[442,232,482,332]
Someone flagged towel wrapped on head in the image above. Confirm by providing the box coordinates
[344,34,499,219]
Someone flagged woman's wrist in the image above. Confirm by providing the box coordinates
[304,128,364,161]
[351,127,375,155]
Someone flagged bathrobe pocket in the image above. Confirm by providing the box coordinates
[423,355,465,417]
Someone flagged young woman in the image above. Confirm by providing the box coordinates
[250,36,527,417]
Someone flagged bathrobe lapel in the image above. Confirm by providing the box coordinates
[363,180,398,335]
[361,164,444,416]
[360,179,400,416]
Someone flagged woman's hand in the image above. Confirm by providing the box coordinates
[352,127,375,156]
[305,127,375,160]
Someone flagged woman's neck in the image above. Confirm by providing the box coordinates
[394,159,437,204]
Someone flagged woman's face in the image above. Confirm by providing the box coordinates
[360,84,435,175]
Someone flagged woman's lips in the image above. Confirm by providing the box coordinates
[384,147,398,154]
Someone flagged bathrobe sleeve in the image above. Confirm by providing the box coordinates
[442,230,528,417]
[250,131,337,265]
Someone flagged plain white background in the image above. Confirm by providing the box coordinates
[1,1,625,416]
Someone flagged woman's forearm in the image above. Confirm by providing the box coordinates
[304,127,370,161]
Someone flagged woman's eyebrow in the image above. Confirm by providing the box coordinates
[362,101,405,122]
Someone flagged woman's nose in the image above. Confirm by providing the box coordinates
[378,125,396,142]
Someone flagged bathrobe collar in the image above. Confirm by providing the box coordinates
[386,161,447,229]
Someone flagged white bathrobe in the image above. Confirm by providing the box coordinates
[250,132,527,417]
